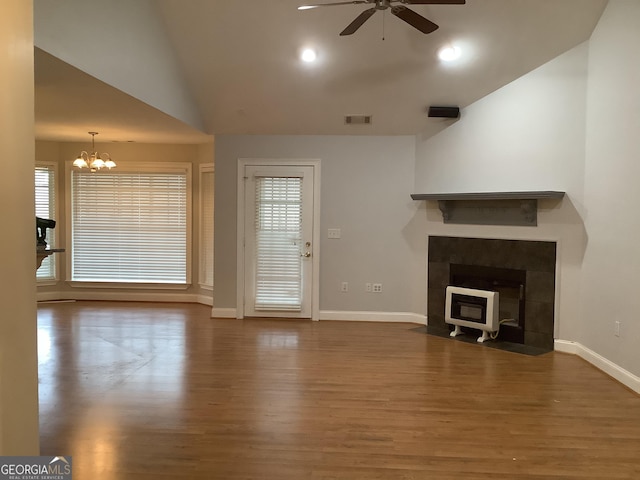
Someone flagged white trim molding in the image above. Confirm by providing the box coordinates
[211,307,237,318]
[199,163,215,288]
[53,291,199,303]
[208,309,426,323]
[320,310,427,325]
[37,290,212,306]
[196,294,213,307]
[555,340,640,395]
[37,291,69,303]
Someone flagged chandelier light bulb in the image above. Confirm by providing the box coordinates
[103,153,116,169]
[73,155,88,168]
[91,157,105,169]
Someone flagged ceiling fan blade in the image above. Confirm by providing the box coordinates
[298,1,369,10]
[391,5,439,34]
[340,7,376,36]
[398,0,465,4]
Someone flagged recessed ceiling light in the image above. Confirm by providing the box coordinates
[301,48,317,63]
[438,45,462,62]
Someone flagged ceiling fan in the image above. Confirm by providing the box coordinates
[298,0,466,36]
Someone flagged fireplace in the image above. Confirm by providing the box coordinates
[428,236,556,351]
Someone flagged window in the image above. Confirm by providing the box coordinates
[35,163,57,281]
[69,163,191,285]
[199,164,214,288]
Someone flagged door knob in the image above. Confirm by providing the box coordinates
[301,251,311,258]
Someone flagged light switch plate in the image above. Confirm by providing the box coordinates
[328,228,341,239]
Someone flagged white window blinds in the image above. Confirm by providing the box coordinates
[35,164,56,280]
[254,176,303,311]
[71,166,190,284]
[199,165,214,287]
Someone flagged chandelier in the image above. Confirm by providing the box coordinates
[73,132,116,172]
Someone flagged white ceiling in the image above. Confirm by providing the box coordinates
[34,0,608,143]
[34,49,212,144]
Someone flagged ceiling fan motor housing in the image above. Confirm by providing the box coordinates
[300,0,466,36]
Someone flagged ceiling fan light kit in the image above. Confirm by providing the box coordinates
[298,0,466,36]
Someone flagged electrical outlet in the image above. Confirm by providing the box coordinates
[366,283,372,293]
[373,283,383,293]
[615,321,620,337]
[341,282,348,293]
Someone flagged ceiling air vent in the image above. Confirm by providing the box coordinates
[344,115,372,125]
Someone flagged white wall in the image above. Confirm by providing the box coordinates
[0,0,40,454]
[34,0,203,131]
[581,0,640,377]
[414,42,590,341]
[213,135,424,317]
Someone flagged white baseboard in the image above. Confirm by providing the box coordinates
[37,291,68,302]
[196,295,213,306]
[320,310,426,325]
[211,307,237,318]
[555,339,640,394]
[211,309,425,323]
[66,291,197,303]
[37,290,213,306]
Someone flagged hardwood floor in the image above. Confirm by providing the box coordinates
[37,301,640,479]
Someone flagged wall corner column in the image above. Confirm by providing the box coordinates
[0,0,40,455]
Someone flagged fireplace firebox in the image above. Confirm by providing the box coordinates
[428,236,556,351]
[449,264,526,343]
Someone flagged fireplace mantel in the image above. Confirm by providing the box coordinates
[410,191,565,202]
[411,191,565,226]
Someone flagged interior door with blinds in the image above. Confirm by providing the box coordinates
[244,165,314,318]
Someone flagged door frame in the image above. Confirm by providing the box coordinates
[236,158,321,320]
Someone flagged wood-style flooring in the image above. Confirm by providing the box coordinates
[37,301,640,479]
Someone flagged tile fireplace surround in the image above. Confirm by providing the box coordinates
[428,236,556,350]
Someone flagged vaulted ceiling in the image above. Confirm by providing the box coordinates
[34,0,608,143]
